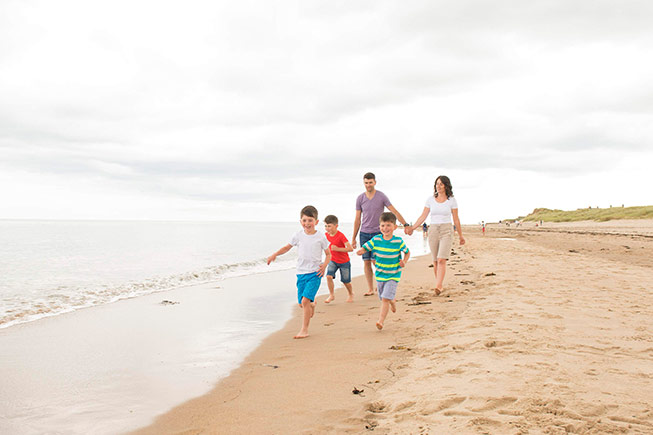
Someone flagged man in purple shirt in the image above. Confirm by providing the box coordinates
[352,172,409,296]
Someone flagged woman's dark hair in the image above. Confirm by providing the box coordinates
[434,175,453,199]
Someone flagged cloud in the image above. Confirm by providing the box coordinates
[1,0,652,222]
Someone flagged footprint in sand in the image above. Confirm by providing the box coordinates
[420,396,466,415]
[470,396,518,412]
[366,401,389,413]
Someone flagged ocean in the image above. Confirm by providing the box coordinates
[0,220,428,434]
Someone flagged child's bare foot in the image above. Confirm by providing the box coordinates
[390,300,396,313]
[376,321,383,330]
[346,296,354,303]
[294,331,309,339]
[434,288,442,296]
[364,290,375,296]
[324,295,334,303]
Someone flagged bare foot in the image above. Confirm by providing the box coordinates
[390,300,396,313]
[364,290,375,296]
[294,332,309,339]
[346,296,354,303]
[376,322,383,330]
[434,288,442,296]
[324,295,334,303]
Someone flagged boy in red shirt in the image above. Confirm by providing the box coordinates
[324,215,354,303]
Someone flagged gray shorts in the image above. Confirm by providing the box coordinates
[377,280,398,301]
[428,223,453,260]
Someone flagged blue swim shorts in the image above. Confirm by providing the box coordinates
[377,280,398,301]
[296,272,322,304]
[326,261,351,284]
[360,231,381,261]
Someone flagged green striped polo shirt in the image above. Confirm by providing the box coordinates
[362,234,409,282]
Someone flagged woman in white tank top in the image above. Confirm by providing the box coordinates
[405,176,465,295]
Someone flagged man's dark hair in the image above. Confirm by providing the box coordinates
[300,205,318,219]
[363,172,375,180]
[324,215,338,225]
[380,212,396,224]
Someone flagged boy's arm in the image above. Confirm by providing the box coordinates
[267,244,292,264]
[399,249,411,268]
[331,242,354,252]
[317,249,331,277]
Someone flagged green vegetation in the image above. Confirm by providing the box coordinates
[511,206,653,223]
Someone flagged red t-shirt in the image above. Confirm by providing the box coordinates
[326,231,350,264]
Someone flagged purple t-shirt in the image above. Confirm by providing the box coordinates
[356,190,392,233]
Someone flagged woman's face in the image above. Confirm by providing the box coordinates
[436,178,446,193]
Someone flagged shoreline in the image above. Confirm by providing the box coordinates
[133,223,653,434]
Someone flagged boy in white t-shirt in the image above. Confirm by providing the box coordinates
[267,205,331,339]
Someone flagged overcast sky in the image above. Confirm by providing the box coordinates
[1,0,652,224]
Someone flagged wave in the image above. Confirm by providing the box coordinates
[0,257,296,329]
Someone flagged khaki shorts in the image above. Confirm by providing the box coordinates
[428,224,453,260]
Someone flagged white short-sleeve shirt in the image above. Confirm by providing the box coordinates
[290,230,330,274]
[425,195,458,224]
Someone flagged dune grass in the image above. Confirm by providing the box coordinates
[512,206,653,223]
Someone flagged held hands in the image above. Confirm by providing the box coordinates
[404,226,414,236]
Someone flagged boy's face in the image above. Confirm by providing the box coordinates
[325,223,338,235]
[379,220,396,236]
[300,215,318,232]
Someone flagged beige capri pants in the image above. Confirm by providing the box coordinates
[428,223,453,260]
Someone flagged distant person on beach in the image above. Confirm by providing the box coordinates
[324,215,354,303]
[405,175,465,296]
[352,172,409,297]
[356,212,410,330]
[481,221,486,235]
[267,205,330,339]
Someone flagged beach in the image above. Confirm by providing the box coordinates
[133,221,653,434]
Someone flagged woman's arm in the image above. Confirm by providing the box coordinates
[452,209,465,245]
[407,207,430,233]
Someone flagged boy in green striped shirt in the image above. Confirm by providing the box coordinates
[356,212,410,330]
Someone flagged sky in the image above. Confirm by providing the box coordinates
[1,0,652,224]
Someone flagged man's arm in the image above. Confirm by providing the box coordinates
[352,209,362,249]
[387,205,408,226]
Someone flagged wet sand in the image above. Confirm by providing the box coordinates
[133,221,653,434]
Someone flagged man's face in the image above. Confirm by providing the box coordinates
[364,178,376,192]
[379,220,396,236]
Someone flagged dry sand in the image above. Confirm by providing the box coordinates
[132,221,653,434]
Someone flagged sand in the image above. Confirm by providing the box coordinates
[132,221,653,434]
